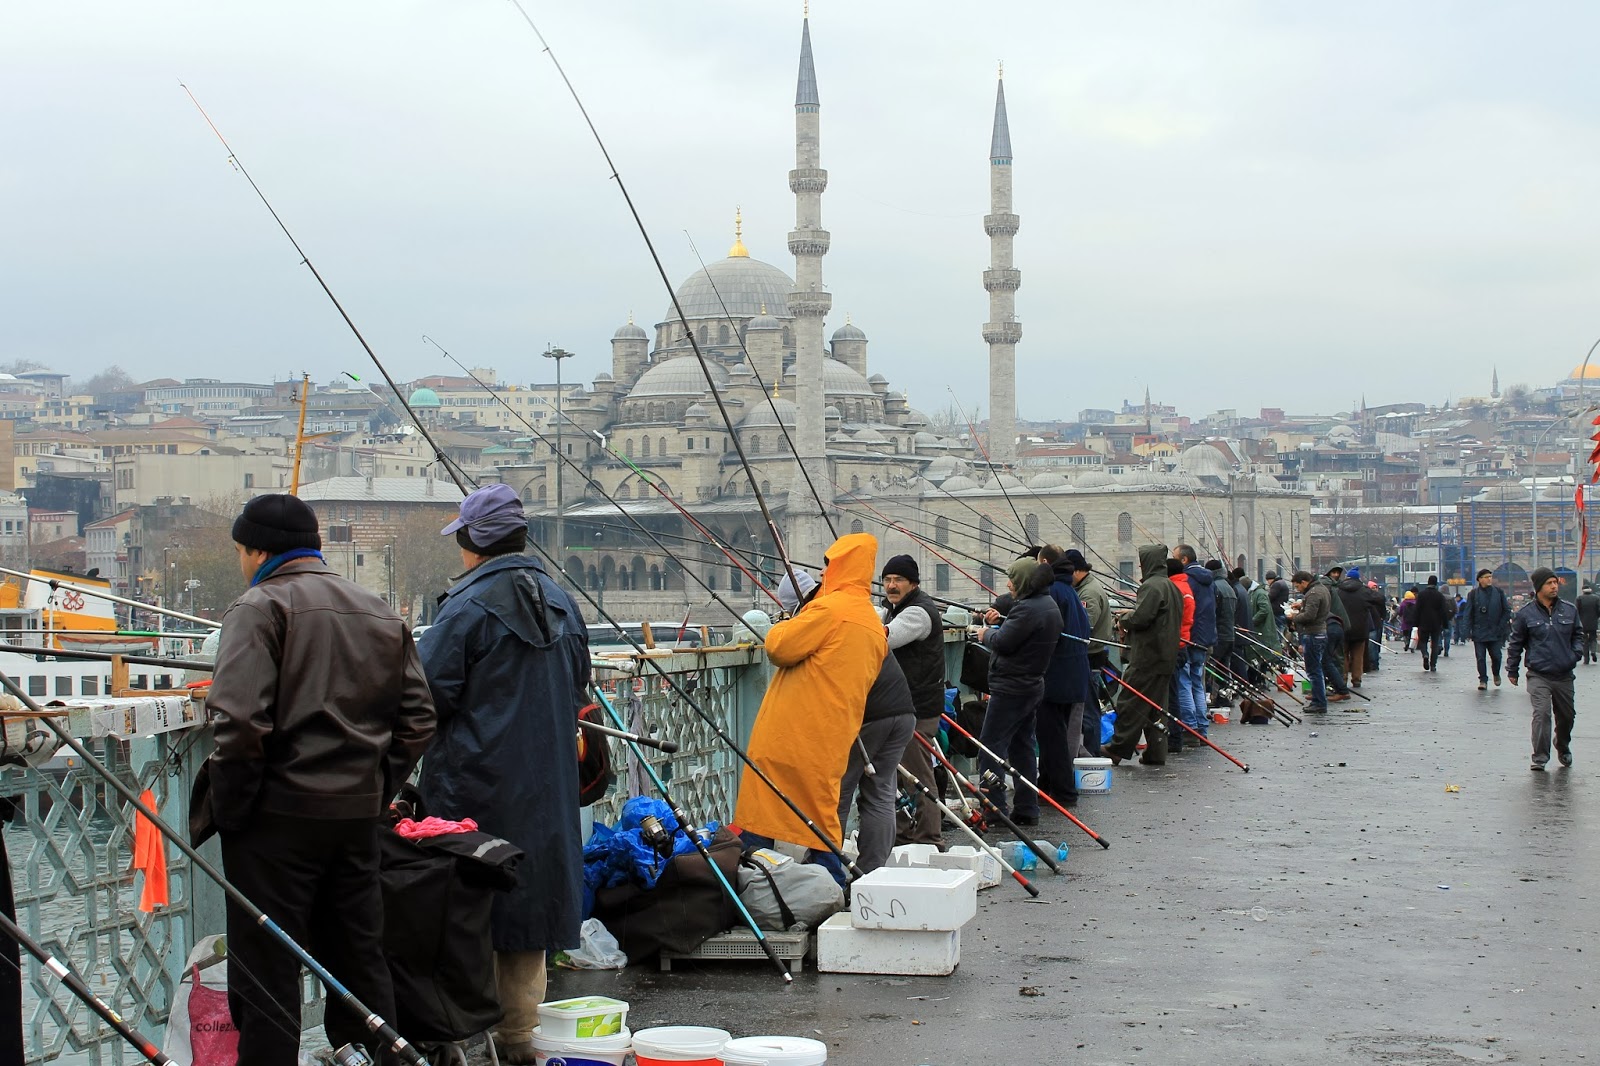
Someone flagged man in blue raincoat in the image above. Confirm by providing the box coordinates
[417,483,589,1065]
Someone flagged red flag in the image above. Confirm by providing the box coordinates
[1580,486,1590,567]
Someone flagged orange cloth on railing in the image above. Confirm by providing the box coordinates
[132,788,169,911]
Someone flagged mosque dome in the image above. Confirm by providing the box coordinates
[665,256,796,321]
[914,430,941,446]
[1028,472,1069,489]
[1176,444,1233,478]
[825,405,842,420]
[729,361,755,378]
[852,428,889,444]
[1568,363,1600,380]
[941,475,980,492]
[822,358,877,397]
[741,397,797,428]
[613,320,648,341]
[685,402,710,419]
[748,309,783,331]
[593,371,614,383]
[831,321,866,342]
[992,473,1024,490]
[628,356,727,399]
[902,408,930,428]
[407,387,441,408]
[1075,472,1116,488]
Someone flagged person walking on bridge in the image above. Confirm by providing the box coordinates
[1507,567,1584,771]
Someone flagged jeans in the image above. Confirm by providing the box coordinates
[1367,629,1382,671]
[1302,633,1329,707]
[1176,646,1209,736]
[977,687,1041,819]
[1473,640,1504,683]
[1526,671,1576,766]
[1036,699,1084,801]
[838,714,917,873]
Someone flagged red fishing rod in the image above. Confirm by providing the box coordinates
[939,713,1111,849]
[893,766,1040,898]
[1100,667,1251,772]
[913,733,1061,874]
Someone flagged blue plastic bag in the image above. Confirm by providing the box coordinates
[1100,710,1117,746]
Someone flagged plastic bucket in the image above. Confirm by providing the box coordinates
[1073,757,1113,795]
[718,1036,828,1066]
[632,1026,732,1065]
[537,996,629,1040]
[531,1026,631,1066]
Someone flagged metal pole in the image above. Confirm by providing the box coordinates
[543,346,574,567]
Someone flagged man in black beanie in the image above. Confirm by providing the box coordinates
[879,553,947,845]
[206,494,436,1066]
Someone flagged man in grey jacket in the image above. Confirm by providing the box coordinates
[1290,570,1352,712]
[1465,568,1512,690]
[208,494,436,1066]
[1507,567,1585,771]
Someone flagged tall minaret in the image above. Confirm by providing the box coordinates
[982,66,1021,467]
[785,9,835,562]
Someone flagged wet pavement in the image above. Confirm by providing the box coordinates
[543,645,1598,1065]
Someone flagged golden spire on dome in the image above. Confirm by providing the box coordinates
[729,207,749,258]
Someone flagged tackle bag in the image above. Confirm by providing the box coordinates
[959,641,991,694]
[949,698,987,759]
[590,826,743,963]
[736,848,846,931]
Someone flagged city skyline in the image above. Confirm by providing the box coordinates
[6,2,1599,415]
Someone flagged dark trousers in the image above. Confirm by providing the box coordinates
[1473,640,1504,682]
[1106,661,1173,764]
[1418,628,1444,668]
[221,814,396,1066]
[976,687,1041,819]
[1081,683,1104,758]
[1584,629,1598,664]
[1036,698,1083,801]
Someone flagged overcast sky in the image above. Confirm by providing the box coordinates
[5,2,1598,419]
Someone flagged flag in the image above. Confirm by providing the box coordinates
[1579,485,1589,568]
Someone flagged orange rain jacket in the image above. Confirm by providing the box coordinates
[733,533,887,848]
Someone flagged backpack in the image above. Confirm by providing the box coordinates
[576,702,616,808]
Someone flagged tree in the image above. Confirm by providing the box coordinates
[927,402,979,436]
[0,359,47,376]
[391,509,462,623]
[78,365,136,397]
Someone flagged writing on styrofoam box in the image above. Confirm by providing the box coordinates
[851,867,977,932]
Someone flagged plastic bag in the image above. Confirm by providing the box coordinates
[161,935,317,1066]
[559,917,628,970]
[1100,710,1116,746]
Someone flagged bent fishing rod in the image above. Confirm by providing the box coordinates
[0,910,174,1064]
[590,686,791,981]
[0,669,429,1065]
[894,764,1039,898]
[912,732,1060,874]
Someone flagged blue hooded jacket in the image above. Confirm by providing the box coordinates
[1184,562,1217,648]
[1042,560,1093,705]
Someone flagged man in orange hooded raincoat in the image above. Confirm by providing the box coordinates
[734,533,886,861]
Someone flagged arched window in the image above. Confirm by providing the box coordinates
[707,569,718,591]
[749,435,761,455]
[850,518,864,534]
[1117,512,1133,542]
[1071,513,1087,546]
[565,555,584,582]
[935,516,950,545]
[522,484,535,504]
[697,325,709,346]
[631,556,646,589]
[980,564,995,592]
[730,567,743,593]
[587,566,599,590]
[1025,513,1039,544]
[537,484,548,504]
[760,480,771,495]
[624,438,634,458]
[782,327,793,347]
[980,515,993,553]
[850,475,861,491]
[658,436,667,455]
[650,564,663,591]
[718,324,730,345]
[641,437,651,458]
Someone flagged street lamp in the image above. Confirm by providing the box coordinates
[543,346,575,563]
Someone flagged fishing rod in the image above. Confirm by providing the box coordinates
[937,713,1110,849]
[505,1,806,600]
[0,566,218,630]
[946,388,1029,540]
[835,484,1002,596]
[923,475,1033,553]
[1100,666,1251,772]
[590,687,791,981]
[0,669,428,1065]
[1190,645,1300,726]
[0,644,214,672]
[893,765,1039,898]
[913,733,1060,874]
[0,910,174,1064]
[182,85,462,491]
[579,715,678,752]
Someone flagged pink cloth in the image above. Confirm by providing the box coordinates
[394,815,479,840]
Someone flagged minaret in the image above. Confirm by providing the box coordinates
[1491,366,1500,399]
[785,9,834,561]
[982,65,1021,466]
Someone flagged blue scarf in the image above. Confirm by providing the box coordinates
[251,548,325,587]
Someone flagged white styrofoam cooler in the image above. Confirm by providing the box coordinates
[1074,756,1113,794]
[850,867,977,931]
[926,845,1002,889]
[887,843,940,868]
[816,912,961,976]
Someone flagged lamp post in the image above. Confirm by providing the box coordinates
[543,346,574,566]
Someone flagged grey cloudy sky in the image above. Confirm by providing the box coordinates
[5,2,1598,419]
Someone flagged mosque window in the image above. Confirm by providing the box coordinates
[980,564,995,591]
[659,436,667,455]
[750,435,761,455]
[782,328,793,347]
[935,517,950,544]
[1117,513,1133,542]
[537,484,547,503]
[706,437,713,450]
[850,475,860,491]
[761,480,771,495]
[1025,514,1039,544]
[980,515,993,553]
[1071,513,1087,546]
[625,438,634,458]
[730,568,743,593]
[698,325,709,346]
[650,565,663,591]
[686,437,695,451]
[935,563,950,592]
[719,324,730,345]
[850,518,864,534]
[642,437,651,458]
[707,570,717,591]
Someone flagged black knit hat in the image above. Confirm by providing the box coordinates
[881,554,920,584]
[1530,567,1556,594]
[1063,549,1091,573]
[231,494,321,554]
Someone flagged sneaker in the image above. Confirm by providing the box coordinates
[1559,750,1573,768]
[1305,705,1329,714]
[1530,762,1545,772]
[1014,814,1040,826]
[1478,681,1487,691]
[1494,675,1502,687]
[1328,692,1351,703]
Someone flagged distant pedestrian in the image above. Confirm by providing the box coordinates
[1506,568,1584,771]
[1399,589,1417,651]
[1414,576,1450,671]
[1465,569,1512,690]
[1575,582,1600,665]
[1453,593,1469,647]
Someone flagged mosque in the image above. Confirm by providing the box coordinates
[513,12,1312,622]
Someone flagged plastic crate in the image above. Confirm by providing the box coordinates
[659,929,811,973]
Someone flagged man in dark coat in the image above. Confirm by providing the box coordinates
[1575,582,1600,664]
[880,554,949,846]
[1209,560,1237,691]
[1507,567,1585,771]
[1414,575,1451,671]
[418,484,589,1064]
[1066,548,1116,756]
[208,494,436,1066]
[1336,567,1383,687]
[1105,545,1183,766]
[1175,545,1215,736]
[1037,545,1092,804]
[972,559,1061,823]
[1466,568,1513,689]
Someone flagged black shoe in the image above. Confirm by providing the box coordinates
[1138,755,1166,766]
[1559,750,1573,768]
[1305,705,1329,714]
[1013,814,1039,826]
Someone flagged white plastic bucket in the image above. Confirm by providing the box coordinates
[1073,757,1113,795]
[718,1036,828,1066]
[531,1025,632,1066]
[535,996,630,1040]
[632,1026,732,1065]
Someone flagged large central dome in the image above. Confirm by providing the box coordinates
[664,255,796,321]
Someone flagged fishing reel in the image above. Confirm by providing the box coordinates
[638,813,676,865]
[330,1044,376,1066]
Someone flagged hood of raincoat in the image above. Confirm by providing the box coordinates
[819,532,878,599]
[1137,543,1169,581]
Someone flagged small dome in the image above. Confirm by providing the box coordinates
[613,320,648,340]
[825,405,841,420]
[748,311,783,331]
[685,402,710,419]
[992,473,1024,490]
[831,321,867,342]
[1075,471,1115,488]
[628,356,727,399]
[741,397,797,428]
[593,371,614,382]
[902,408,930,428]
[867,373,889,384]
[941,475,980,492]
[408,387,441,408]
[1028,472,1069,489]
[914,430,940,445]
[852,428,888,444]
[729,361,754,378]
[1176,444,1233,478]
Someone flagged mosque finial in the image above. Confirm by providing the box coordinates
[729,206,749,258]
[627,310,634,325]
[998,60,1003,79]
[804,0,809,18]
[759,302,768,315]
[846,312,852,324]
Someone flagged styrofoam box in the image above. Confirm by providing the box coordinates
[888,843,939,868]
[816,912,961,976]
[850,867,976,931]
[927,845,1001,890]
[1074,757,1113,795]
